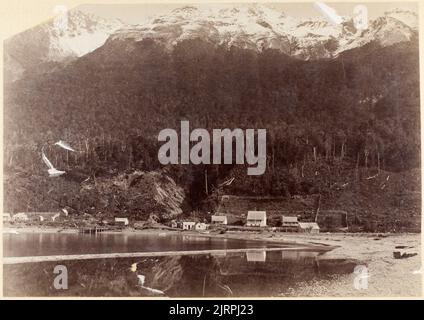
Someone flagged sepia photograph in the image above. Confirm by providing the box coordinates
[1,1,422,300]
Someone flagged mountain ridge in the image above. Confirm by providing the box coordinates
[110,4,417,59]
[4,9,123,82]
[4,5,418,82]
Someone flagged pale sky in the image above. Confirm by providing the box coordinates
[79,2,418,24]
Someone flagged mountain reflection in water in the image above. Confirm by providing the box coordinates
[4,251,359,297]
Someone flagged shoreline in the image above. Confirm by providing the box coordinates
[2,225,421,297]
[3,224,420,249]
[2,225,339,251]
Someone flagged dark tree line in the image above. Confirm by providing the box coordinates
[4,37,420,206]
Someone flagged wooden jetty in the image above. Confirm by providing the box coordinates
[78,226,110,234]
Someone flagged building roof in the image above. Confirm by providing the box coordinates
[298,222,320,229]
[13,213,28,216]
[282,216,298,223]
[212,215,227,221]
[25,212,60,216]
[247,211,266,220]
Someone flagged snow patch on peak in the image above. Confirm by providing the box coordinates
[109,4,417,60]
[47,9,124,59]
[384,8,418,30]
[4,8,126,82]
[6,3,418,82]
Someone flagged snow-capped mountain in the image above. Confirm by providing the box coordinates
[47,9,124,60]
[4,9,123,81]
[384,8,418,30]
[5,4,418,82]
[339,9,418,54]
[110,4,417,59]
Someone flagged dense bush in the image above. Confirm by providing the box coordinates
[3,37,420,210]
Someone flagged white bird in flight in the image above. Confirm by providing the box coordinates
[42,152,66,177]
[40,140,73,177]
[219,177,235,188]
[54,140,76,152]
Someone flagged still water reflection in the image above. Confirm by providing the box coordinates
[3,233,358,297]
[4,251,358,297]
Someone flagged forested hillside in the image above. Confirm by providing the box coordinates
[3,37,420,230]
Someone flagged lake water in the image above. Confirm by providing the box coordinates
[3,232,286,257]
[3,232,359,297]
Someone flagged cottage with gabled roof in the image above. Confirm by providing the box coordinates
[182,221,196,230]
[12,212,29,221]
[281,216,299,231]
[282,216,299,227]
[211,215,228,225]
[195,222,208,231]
[115,217,129,226]
[246,211,266,227]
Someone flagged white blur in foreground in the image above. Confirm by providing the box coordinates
[314,2,343,25]
[54,140,76,152]
[42,152,66,177]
